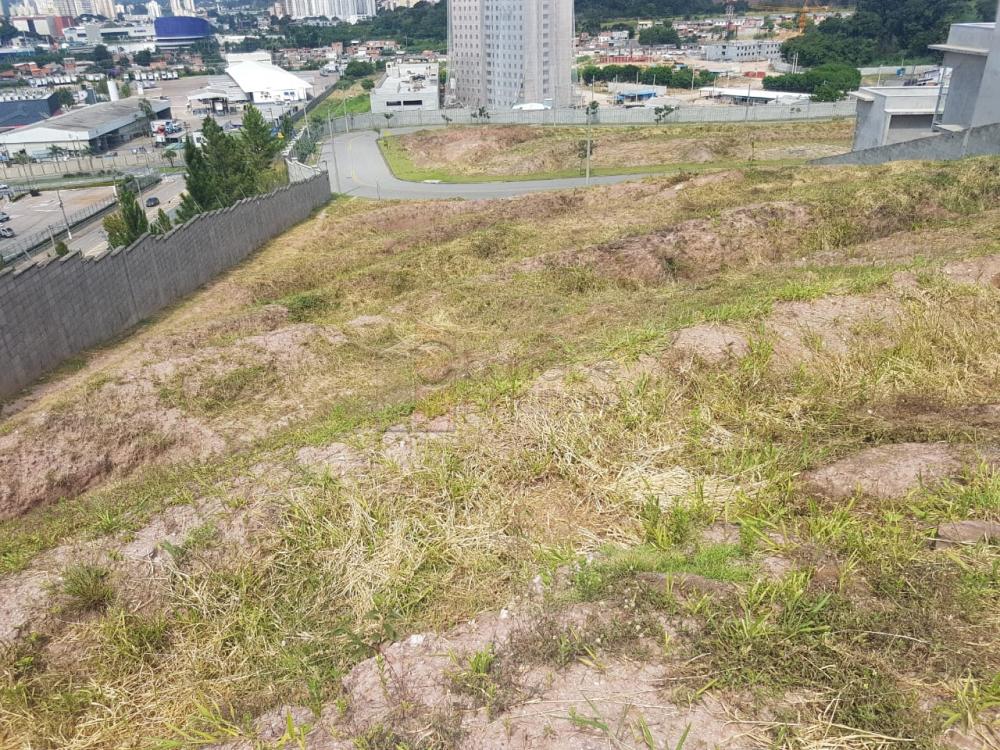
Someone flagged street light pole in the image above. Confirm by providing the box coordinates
[56,189,72,240]
[326,111,341,193]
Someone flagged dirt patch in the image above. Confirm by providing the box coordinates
[766,294,901,364]
[380,411,475,468]
[296,442,368,478]
[940,254,1000,288]
[0,569,55,643]
[216,602,756,749]
[0,406,223,521]
[514,202,811,283]
[800,443,963,501]
[244,324,347,365]
[670,324,750,365]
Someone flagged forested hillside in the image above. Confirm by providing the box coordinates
[783,0,997,66]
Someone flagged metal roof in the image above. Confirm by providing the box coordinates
[10,97,170,133]
[224,61,310,94]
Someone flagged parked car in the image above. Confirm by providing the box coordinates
[145,196,160,207]
[0,227,16,238]
[0,212,9,222]
[102,151,119,159]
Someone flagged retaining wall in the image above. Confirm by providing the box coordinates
[812,122,1000,165]
[0,171,331,399]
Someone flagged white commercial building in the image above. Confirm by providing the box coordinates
[702,40,782,62]
[370,61,440,112]
[225,60,312,104]
[447,0,574,108]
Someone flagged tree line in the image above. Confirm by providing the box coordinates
[103,105,285,249]
[579,64,718,89]
[762,62,861,101]
[781,0,997,67]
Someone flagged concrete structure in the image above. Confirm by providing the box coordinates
[64,22,156,45]
[370,61,439,113]
[849,87,940,150]
[0,171,330,400]
[168,0,195,16]
[814,121,1000,166]
[0,97,170,157]
[285,0,375,22]
[447,0,574,108]
[702,39,781,62]
[929,19,1000,131]
[829,2,1000,163]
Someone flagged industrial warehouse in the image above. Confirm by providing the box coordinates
[0,97,171,158]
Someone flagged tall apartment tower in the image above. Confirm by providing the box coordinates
[448,0,574,109]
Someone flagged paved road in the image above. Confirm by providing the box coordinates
[319,130,651,200]
[69,175,187,257]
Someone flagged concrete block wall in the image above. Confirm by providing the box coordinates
[0,172,331,399]
[813,122,1000,166]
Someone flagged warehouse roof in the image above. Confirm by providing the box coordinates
[6,97,170,134]
[225,61,310,94]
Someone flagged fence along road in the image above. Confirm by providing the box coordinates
[320,101,857,201]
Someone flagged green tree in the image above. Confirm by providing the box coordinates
[164,148,177,167]
[93,44,111,62]
[138,97,155,124]
[119,81,132,98]
[239,104,281,181]
[134,49,153,66]
[104,186,149,248]
[178,134,215,216]
[654,104,676,124]
[638,24,680,46]
[53,88,75,108]
[343,60,375,78]
[54,240,69,256]
[150,208,173,235]
[200,116,255,205]
[361,78,375,90]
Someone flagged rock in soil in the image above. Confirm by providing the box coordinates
[933,520,1000,549]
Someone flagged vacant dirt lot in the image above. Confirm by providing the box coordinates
[388,119,855,178]
[1,157,999,750]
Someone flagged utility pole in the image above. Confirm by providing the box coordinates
[56,189,72,240]
[326,110,341,192]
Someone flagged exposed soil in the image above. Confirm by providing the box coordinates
[512,201,811,283]
[206,603,758,750]
[800,442,964,501]
[766,293,901,364]
[670,324,751,365]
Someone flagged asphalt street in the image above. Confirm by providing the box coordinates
[318,130,651,200]
[67,174,187,257]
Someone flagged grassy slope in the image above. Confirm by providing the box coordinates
[379,119,854,182]
[0,158,999,748]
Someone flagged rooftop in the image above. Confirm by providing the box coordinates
[6,97,169,133]
[225,60,311,94]
[377,62,438,95]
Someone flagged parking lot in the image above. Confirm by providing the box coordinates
[0,186,116,249]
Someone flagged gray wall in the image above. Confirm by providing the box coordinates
[812,121,1000,166]
[0,172,330,399]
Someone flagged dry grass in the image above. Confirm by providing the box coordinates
[1,156,999,748]
[382,119,855,181]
